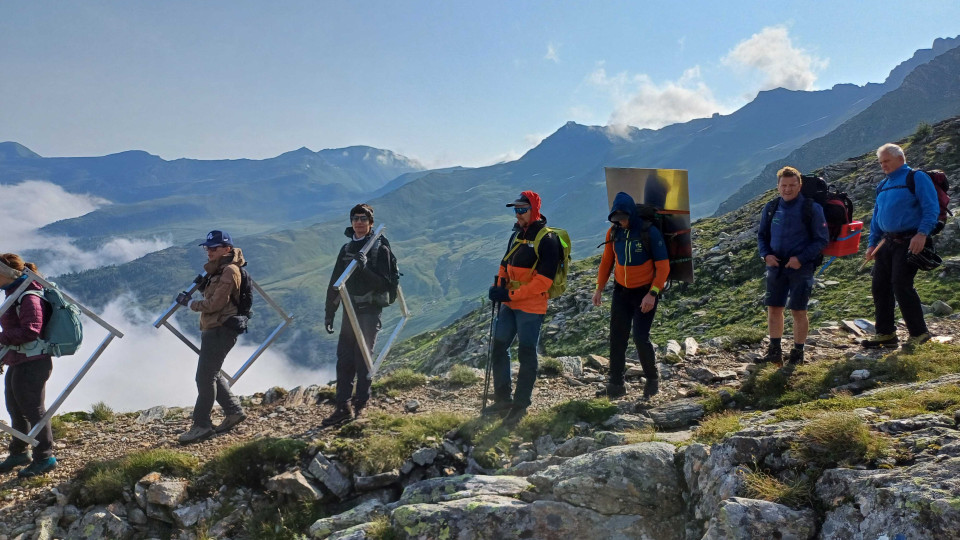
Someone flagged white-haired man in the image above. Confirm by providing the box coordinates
[862,143,939,349]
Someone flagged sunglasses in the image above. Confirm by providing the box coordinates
[513,207,531,215]
[202,245,227,251]
[351,215,370,223]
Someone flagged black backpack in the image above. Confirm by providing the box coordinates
[799,174,854,240]
[370,237,401,305]
[878,169,953,235]
[236,265,254,318]
[599,203,693,290]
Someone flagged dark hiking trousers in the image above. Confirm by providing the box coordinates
[609,283,660,386]
[5,357,54,459]
[872,236,929,337]
[193,326,244,429]
[335,309,382,407]
[491,304,544,408]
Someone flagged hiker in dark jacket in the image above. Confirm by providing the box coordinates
[322,203,395,427]
[485,191,561,425]
[177,230,248,444]
[862,143,940,350]
[592,192,670,400]
[757,167,829,364]
[0,254,57,477]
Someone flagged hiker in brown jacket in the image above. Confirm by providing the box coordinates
[177,230,248,444]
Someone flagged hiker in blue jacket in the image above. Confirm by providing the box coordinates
[862,143,940,350]
[758,166,829,364]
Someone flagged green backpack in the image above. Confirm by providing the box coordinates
[15,284,84,357]
[502,227,572,299]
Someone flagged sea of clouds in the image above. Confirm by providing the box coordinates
[1,180,334,416]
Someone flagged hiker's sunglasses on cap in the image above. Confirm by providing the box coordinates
[513,206,531,215]
[351,215,370,223]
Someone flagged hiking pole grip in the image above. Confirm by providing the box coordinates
[858,238,886,273]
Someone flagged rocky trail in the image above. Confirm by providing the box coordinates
[1,310,959,539]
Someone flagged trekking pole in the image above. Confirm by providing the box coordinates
[481,296,500,413]
[858,238,886,273]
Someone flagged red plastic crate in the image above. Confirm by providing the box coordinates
[822,221,863,257]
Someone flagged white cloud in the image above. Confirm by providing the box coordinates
[589,64,724,129]
[524,133,549,147]
[0,180,173,276]
[721,25,828,91]
[36,295,334,414]
[545,42,560,63]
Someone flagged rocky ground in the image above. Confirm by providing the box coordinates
[0,309,958,539]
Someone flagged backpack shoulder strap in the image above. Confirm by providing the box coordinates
[906,170,917,194]
[501,231,522,262]
[763,198,781,238]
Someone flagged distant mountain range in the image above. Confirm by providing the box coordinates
[7,37,960,369]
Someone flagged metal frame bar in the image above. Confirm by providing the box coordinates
[152,272,294,386]
[333,224,411,379]
[0,269,124,447]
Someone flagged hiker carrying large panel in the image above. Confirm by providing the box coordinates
[0,254,57,478]
[321,203,397,428]
[862,143,940,350]
[757,166,829,365]
[484,190,561,426]
[176,230,248,444]
[593,192,670,400]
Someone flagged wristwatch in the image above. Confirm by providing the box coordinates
[648,289,659,298]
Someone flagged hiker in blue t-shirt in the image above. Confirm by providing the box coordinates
[757,167,829,365]
[861,143,940,350]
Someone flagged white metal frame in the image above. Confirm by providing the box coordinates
[152,272,293,386]
[0,268,124,446]
[333,224,410,378]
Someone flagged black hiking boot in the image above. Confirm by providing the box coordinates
[759,345,783,364]
[861,333,899,349]
[352,401,367,419]
[321,404,353,428]
[788,347,804,365]
[482,399,513,417]
[642,377,659,400]
[502,405,528,426]
[596,383,626,399]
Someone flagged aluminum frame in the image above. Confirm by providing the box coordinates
[0,269,125,447]
[152,272,293,387]
[333,224,411,378]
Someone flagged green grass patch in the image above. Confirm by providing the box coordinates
[324,411,466,475]
[446,365,480,387]
[696,385,739,415]
[368,515,401,540]
[91,401,115,423]
[460,398,617,469]
[200,438,307,489]
[73,449,199,506]
[793,412,889,467]
[58,411,90,423]
[538,357,564,377]
[742,469,813,508]
[372,368,428,395]
[246,500,328,540]
[720,325,766,350]
[694,412,743,444]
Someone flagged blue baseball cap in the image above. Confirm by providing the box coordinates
[199,230,233,247]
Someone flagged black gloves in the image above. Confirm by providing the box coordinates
[325,315,335,334]
[176,291,192,307]
[488,286,510,303]
[353,251,367,270]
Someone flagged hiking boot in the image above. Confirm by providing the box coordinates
[214,413,247,434]
[17,456,56,478]
[788,348,804,365]
[862,333,899,349]
[0,453,30,474]
[321,404,353,428]
[903,333,932,352]
[642,377,660,400]
[759,345,783,364]
[502,405,528,426]
[481,399,513,417]
[178,425,214,445]
[596,383,626,399]
[352,401,367,419]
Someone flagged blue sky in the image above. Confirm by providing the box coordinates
[2,1,959,168]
